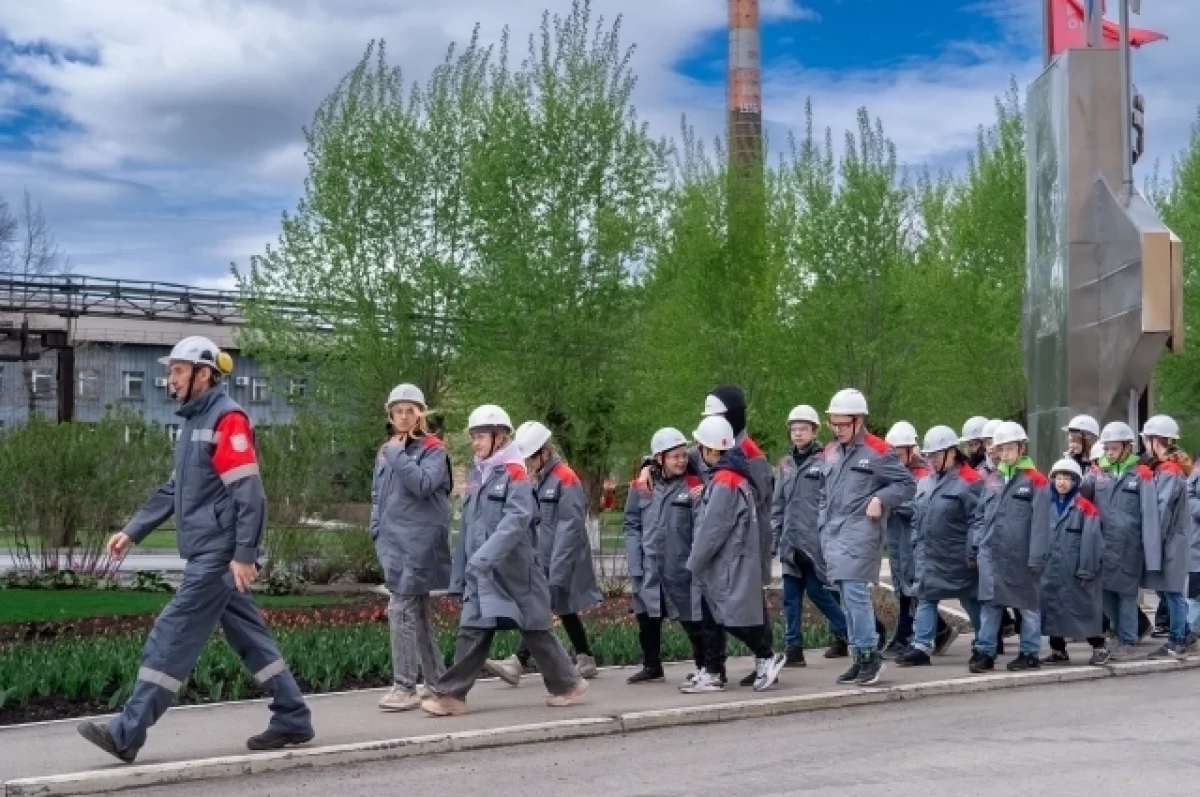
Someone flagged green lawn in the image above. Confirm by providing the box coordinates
[0,590,353,624]
[0,530,180,552]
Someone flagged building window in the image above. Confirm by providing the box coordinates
[251,377,270,404]
[165,424,181,443]
[122,371,145,401]
[30,368,54,395]
[288,378,308,401]
[77,369,100,400]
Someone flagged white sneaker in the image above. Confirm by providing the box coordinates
[483,655,523,687]
[575,653,599,679]
[680,670,725,694]
[678,669,702,690]
[378,685,421,712]
[753,652,786,692]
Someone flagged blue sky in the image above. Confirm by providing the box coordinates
[0,0,1195,287]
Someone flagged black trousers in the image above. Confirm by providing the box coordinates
[699,597,772,675]
[635,612,707,671]
[1049,636,1104,652]
[517,613,590,665]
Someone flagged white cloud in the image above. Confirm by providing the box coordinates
[0,0,1196,285]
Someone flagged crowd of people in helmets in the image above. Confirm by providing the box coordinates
[74,332,1200,764]
[362,381,1200,714]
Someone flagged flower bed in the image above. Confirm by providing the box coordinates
[0,588,942,725]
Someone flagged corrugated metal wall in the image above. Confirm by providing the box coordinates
[0,343,299,432]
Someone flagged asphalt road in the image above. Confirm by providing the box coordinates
[128,669,1197,797]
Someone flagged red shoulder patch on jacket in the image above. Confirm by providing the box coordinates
[504,463,529,482]
[864,433,889,455]
[911,466,932,479]
[957,464,981,484]
[713,470,747,488]
[1158,462,1185,477]
[1020,467,1048,489]
[551,461,581,486]
[1136,464,1154,480]
[1074,496,1100,518]
[421,435,444,450]
[685,475,703,490]
[739,437,764,459]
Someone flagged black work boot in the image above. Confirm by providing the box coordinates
[626,665,665,684]
[968,651,995,673]
[246,728,316,751]
[1007,652,1041,672]
[880,638,909,660]
[77,722,136,763]
[896,647,931,667]
[1040,650,1070,666]
[785,644,807,667]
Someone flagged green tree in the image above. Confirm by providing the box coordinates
[235,37,492,475]
[1150,110,1200,435]
[459,0,666,509]
[899,83,1027,430]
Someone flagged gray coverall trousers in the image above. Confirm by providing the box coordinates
[107,555,312,756]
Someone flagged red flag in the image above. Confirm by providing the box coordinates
[1048,0,1167,57]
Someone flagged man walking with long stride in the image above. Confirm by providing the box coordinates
[77,336,314,763]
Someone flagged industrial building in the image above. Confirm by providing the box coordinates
[0,275,303,433]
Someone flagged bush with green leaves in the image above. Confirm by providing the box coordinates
[0,412,171,575]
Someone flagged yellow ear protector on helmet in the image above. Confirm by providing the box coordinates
[215,351,234,375]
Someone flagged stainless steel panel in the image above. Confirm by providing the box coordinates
[1023,47,1184,469]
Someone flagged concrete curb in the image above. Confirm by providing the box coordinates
[8,657,1200,797]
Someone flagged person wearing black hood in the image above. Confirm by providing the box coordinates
[699,385,776,685]
[683,416,786,694]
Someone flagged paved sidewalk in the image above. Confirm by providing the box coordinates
[0,635,1175,788]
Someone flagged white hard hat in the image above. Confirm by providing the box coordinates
[693,416,735,451]
[960,416,989,442]
[992,421,1028,447]
[514,421,552,458]
[885,421,918,448]
[1099,421,1136,444]
[1142,414,1180,440]
[827,388,868,416]
[1050,458,1083,480]
[467,404,513,432]
[158,335,229,373]
[981,419,1002,440]
[385,383,426,410]
[1090,441,1105,462]
[787,405,820,426]
[702,394,728,417]
[651,427,689,456]
[1063,414,1100,437]
[921,425,960,455]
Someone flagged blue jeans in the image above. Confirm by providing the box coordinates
[975,604,1040,658]
[1160,591,1189,645]
[837,580,876,656]
[782,564,848,646]
[1102,591,1139,645]
[913,596,980,654]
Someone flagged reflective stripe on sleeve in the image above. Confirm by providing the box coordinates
[191,429,222,443]
[219,463,260,484]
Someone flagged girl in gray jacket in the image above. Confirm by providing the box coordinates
[372,384,454,712]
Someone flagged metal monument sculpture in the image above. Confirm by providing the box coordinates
[1024,0,1182,467]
